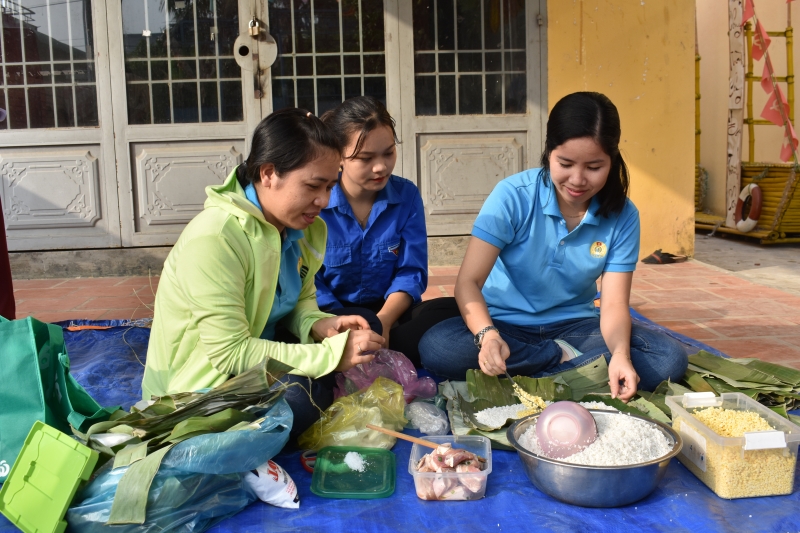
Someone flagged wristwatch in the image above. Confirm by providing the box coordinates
[473,325,499,348]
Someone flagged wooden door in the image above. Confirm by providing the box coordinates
[395,0,547,236]
[0,0,121,250]
[108,0,269,247]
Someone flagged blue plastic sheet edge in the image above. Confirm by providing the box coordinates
[0,316,798,533]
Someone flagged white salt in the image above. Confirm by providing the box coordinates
[518,413,672,466]
[344,451,366,472]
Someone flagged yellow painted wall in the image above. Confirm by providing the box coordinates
[547,0,697,257]
[697,0,797,217]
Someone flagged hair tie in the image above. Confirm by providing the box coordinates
[306,111,312,118]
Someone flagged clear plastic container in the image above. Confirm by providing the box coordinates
[310,446,396,499]
[408,435,492,501]
[666,392,800,499]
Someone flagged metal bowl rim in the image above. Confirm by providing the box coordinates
[506,408,683,470]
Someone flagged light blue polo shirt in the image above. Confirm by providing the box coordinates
[473,168,640,326]
[244,183,303,340]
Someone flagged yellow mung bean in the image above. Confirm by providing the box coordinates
[674,407,795,499]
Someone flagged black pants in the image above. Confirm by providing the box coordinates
[325,297,460,367]
[0,197,14,320]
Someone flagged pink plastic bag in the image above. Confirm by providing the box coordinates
[334,349,437,403]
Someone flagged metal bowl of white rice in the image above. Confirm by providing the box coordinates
[507,409,682,508]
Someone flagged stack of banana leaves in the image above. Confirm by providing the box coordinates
[681,350,800,422]
[441,350,800,449]
[72,359,292,524]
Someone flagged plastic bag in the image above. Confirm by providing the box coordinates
[334,349,437,402]
[298,376,407,451]
[66,398,293,533]
[244,460,300,509]
[404,402,450,435]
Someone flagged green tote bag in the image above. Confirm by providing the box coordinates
[0,316,118,483]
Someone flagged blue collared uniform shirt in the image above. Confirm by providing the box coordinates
[244,183,303,340]
[473,168,640,326]
[315,175,428,309]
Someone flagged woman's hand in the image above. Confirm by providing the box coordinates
[311,315,370,341]
[376,313,392,348]
[477,330,510,376]
[336,329,385,372]
[608,353,640,401]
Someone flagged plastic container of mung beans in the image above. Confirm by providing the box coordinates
[666,392,800,499]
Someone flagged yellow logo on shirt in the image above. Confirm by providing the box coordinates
[589,241,607,258]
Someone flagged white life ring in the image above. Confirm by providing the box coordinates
[734,183,762,233]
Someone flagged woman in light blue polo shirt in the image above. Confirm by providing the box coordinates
[316,97,459,366]
[419,92,688,401]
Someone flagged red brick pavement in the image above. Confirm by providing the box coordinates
[12,262,800,369]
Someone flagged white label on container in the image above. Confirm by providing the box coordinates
[682,392,718,408]
[678,420,707,472]
[743,431,786,450]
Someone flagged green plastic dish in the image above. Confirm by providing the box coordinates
[310,446,396,499]
[0,421,98,533]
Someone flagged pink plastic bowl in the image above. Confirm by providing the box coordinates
[535,402,598,459]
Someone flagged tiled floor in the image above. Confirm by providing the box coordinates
[11,260,800,369]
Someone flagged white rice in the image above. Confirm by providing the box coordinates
[344,451,366,472]
[475,401,618,427]
[475,404,526,426]
[518,412,672,466]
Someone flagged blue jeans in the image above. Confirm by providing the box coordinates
[271,373,336,447]
[418,316,689,391]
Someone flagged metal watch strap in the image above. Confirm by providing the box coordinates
[474,325,499,348]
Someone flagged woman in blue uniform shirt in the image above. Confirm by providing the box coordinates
[316,96,459,365]
[418,92,688,401]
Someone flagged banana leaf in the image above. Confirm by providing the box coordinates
[689,351,784,386]
[166,408,255,442]
[687,364,789,391]
[728,358,800,386]
[549,356,611,400]
[790,414,800,426]
[451,402,514,449]
[636,390,671,417]
[654,380,694,397]
[445,393,514,449]
[682,369,716,393]
[440,381,514,449]
[108,444,175,525]
[465,370,518,406]
[769,404,790,418]
[629,397,672,425]
[86,359,289,441]
[113,441,149,469]
[514,376,573,401]
[458,393,519,431]
[579,394,645,417]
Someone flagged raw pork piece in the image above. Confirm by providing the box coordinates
[455,461,485,493]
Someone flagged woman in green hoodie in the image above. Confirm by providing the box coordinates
[143,109,385,438]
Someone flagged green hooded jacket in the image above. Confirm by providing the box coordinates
[141,168,347,399]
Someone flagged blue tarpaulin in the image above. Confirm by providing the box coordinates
[1,317,799,533]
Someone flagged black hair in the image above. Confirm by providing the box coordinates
[320,96,399,159]
[238,108,341,186]
[539,92,629,217]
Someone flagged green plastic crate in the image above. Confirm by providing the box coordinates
[0,421,98,533]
